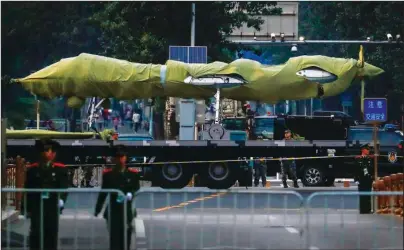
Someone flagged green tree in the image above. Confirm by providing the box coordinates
[90,2,281,63]
[2,2,282,130]
[299,2,404,93]
[1,2,105,128]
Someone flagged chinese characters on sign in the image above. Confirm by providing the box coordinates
[363,98,387,123]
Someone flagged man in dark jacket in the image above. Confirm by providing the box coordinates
[22,139,69,250]
[94,145,140,250]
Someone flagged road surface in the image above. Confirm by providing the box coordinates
[2,187,403,250]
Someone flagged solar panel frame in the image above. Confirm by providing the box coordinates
[169,46,207,63]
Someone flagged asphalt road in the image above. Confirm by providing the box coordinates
[3,187,403,250]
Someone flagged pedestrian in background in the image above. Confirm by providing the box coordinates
[94,145,140,250]
[22,139,69,250]
[280,129,299,188]
[355,143,374,214]
[132,110,140,133]
[113,117,119,131]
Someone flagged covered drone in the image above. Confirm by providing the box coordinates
[13,53,384,108]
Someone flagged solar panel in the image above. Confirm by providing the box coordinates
[169,46,207,63]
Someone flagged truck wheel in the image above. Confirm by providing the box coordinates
[301,165,324,187]
[155,163,193,189]
[204,162,236,189]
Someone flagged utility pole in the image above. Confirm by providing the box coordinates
[191,3,196,47]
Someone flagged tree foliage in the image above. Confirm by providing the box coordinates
[299,1,404,93]
[1,1,281,128]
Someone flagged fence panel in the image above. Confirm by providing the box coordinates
[134,188,305,250]
[1,188,129,250]
[3,187,403,250]
[305,191,404,250]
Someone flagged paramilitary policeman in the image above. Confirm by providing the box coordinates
[280,129,299,188]
[254,158,267,187]
[355,143,374,214]
[94,145,140,250]
[22,139,69,250]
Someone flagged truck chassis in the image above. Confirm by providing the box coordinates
[6,139,362,189]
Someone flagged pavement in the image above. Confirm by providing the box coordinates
[2,187,403,250]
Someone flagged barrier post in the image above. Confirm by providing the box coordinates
[15,156,26,210]
[396,173,403,216]
[382,176,393,213]
[1,118,7,211]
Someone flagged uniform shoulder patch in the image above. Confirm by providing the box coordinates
[128,168,140,173]
[27,162,39,168]
[53,162,66,168]
[103,168,113,174]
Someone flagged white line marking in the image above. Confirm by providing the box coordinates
[285,227,299,234]
[309,246,320,250]
[135,218,146,238]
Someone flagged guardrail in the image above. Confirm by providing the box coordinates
[2,188,403,250]
[2,188,129,250]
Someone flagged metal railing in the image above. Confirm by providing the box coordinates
[2,188,129,250]
[2,188,403,250]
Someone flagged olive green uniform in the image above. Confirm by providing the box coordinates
[253,159,267,187]
[355,155,374,214]
[95,167,140,250]
[23,162,69,250]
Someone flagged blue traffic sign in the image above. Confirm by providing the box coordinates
[363,98,387,123]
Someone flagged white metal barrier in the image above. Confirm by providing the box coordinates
[2,188,403,250]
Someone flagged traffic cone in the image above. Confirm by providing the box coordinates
[187,175,194,187]
[265,181,271,188]
[343,180,350,187]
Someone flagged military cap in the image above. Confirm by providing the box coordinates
[360,143,371,150]
[113,144,128,157]
[35,139,60,152]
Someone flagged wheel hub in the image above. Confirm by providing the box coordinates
[208,164,229,181]
[305,168,321,184]
[162,164,183,181]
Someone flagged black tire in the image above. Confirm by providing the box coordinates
[153,163,193,189]
[202,162,236,189]
[301,165,325,187]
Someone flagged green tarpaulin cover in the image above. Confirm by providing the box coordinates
[14,53,384,107]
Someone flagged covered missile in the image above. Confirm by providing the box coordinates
[13,53,384,108]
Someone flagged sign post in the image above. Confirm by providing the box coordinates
[363,98,388,180]
[363,98,387,212]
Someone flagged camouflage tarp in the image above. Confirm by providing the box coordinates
[14,53,384,107]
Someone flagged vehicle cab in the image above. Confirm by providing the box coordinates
[347,125,404,176]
